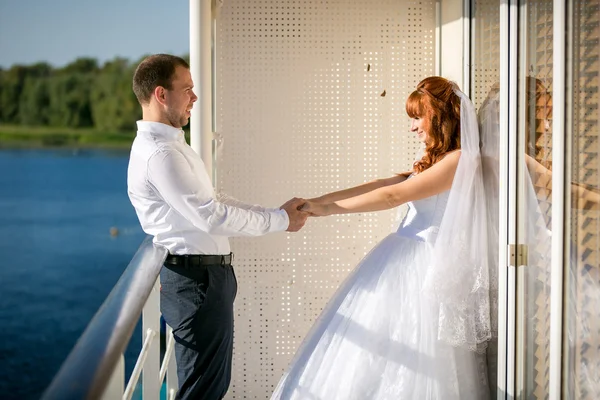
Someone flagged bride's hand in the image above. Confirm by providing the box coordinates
[307,196,326,204]
[301,200,330,216]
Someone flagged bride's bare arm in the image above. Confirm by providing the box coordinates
[304,152,460,216]
[309,172,412,204]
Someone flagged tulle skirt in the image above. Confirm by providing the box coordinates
[271,233,491,400]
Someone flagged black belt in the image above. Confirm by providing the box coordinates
[165,252,233,267]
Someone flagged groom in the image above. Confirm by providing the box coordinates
[127,54,308,400]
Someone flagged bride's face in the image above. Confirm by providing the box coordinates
[410,117,430,144]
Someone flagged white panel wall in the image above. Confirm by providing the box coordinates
[214,1,436,397]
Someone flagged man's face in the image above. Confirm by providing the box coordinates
[163,66,198,128]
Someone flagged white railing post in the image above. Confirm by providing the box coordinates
[41,236,167,400]
[165,325,178,399]
[101,354,124,400]
[142,278,161,399]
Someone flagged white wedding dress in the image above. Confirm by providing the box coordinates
[272,189,491,400]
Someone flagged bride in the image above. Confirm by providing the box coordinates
[272,77,495,399]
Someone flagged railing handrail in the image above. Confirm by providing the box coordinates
[42,236,168,400]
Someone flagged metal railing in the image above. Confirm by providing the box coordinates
[42,236,178,400]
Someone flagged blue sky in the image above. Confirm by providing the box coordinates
[0,0,189,68]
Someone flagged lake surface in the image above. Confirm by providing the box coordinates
[0,148,146,399]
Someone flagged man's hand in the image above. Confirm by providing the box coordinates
[280,197,309,232]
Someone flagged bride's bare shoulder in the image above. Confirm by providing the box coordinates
[441,149,461,160]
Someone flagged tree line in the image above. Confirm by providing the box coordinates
[0,55,188,132]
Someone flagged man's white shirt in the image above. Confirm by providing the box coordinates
[127,120,289,255]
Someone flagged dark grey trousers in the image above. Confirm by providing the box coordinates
[160,262,238,400]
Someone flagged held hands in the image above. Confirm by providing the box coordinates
[280,197,309,232]
[300,200,330,216]
[280,196,334,232]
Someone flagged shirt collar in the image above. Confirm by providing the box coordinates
[136,120,184,142]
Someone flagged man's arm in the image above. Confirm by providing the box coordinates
[216,191,284,213]
[148,149,307,235]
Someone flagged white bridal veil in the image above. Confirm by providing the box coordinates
[423,87,497,353]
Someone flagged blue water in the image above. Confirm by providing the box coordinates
[0,149,146,399]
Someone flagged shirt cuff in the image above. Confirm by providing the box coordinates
[268,209,289,232]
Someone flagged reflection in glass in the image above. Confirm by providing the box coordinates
[474,1,600,398]
[564,0,600,398]
[472,1,555,398]
[472,0,501,398]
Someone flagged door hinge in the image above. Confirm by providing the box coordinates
[509,244,528,267]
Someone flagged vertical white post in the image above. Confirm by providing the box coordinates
[462,0,471,96]
[435,1,441,76]
[549,0,566,398]
[440,0,465,87]
[166,325,179,399]
[498,0,518,397]
[498,1,508,397]
[515,1,530,396]
[506,1,519,397]
[190,0,201,155]
[142,278,161,399]
[100,354,124,400]
[190,0,214,180]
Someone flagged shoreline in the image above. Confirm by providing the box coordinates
[0,125,134,149]
[0,125,191,150]
[0,141,133,150]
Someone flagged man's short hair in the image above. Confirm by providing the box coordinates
[132,54,190,105]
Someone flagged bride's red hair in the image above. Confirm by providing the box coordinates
[405,76,462,173]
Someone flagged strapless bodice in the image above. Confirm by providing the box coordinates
[396,190,450,242]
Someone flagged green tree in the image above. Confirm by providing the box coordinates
[0,68,4,121]
[58,57,99,75]
[18,77,51,125]
[47,73,94,127]
[16,63,53,125]
[0,65,29,123]
[0,54,186,131]
[90,57,141,132]
[1,62,53,124]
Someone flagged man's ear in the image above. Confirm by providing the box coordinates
[153,86,167,106]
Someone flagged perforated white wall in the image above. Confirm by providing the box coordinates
[472,0,500,109]
[214,1,436,397]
